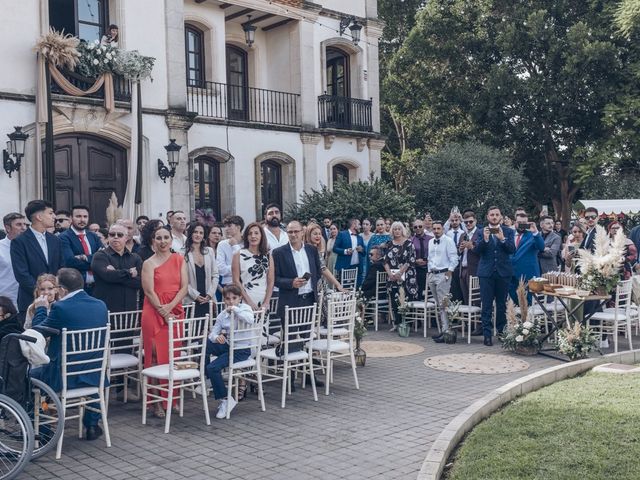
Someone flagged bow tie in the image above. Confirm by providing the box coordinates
[350,233,357,236]
[434,239,440,245]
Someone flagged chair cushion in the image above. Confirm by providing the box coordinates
[110,353,138,370]
[307,339,349,352]
[456,305,481,313]
[64,386,99,399]
[261,348,309,362]
[141,364,200,380]
[318,327,349,336]
[590,311,628,321]
[231,358,256,369]
[406,301,435,309]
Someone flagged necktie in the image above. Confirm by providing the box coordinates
[78,233,90,256]
[453,230,459,245]
[516,234,521,248]
[418,236,425,259]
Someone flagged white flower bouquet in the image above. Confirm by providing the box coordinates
[77,40,119,78]
[556,322,598,360]
[576,225,626,294]
[501,281,543,353]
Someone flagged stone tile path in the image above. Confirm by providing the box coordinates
[22,331,561,480]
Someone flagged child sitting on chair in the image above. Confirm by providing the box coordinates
[206,284,255,419]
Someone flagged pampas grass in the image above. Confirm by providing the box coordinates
[35,28,80,70]
[105,192,123,226]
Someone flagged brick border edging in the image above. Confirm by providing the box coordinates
[417,349,640,480]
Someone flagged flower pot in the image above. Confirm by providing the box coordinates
[514,344,539,356]
[354,347,366,367]
[397,323,411,338]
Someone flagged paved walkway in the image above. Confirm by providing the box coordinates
[22,331,561,480]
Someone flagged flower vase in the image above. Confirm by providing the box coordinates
[594,286,608,296]
[514,344,538,356]
[397,318,411,337]
[354,337,366,367]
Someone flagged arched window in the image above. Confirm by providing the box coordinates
[260,160,282,214]
[326,47,349,97]
[185,25,205,87]
[193,156,221,223]
[49,0,109,42]
[332,164,350,185]
[226,45,248,120]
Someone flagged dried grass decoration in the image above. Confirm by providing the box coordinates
[35,28,80,70]
[105,192,123,226]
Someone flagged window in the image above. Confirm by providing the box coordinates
[326,47,349,97]
[260,160,282,214]
[332,164,350,185]
[185,25,205,87]
[49,0,109,42]
[193,157,221,223]
[226,45,248,120]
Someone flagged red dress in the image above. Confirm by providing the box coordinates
[142,253,185,406]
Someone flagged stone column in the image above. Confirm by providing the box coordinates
[165,0,187,109]
[165,111,195,214]
[365,21,384,132]
[300,132,322,191]
[367,138,386,178]
[297,11,321,128]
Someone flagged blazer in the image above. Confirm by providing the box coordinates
[538,231,562,274]
[31,290,108,392]
[10,229,63,313]
[59,228,102,279]
[460,229,481,276]
[333,230,365,272]
[581,228,597,253]
[511,231,545,281]
[272,243,322,321]
[184,247,219,303]
[473,225,516,278]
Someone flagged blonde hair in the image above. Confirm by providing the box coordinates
[304,221,326,254]
[27,273,59,317]
[390,221,408,238]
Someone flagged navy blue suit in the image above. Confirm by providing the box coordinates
[31,290,108,427]
[10,229,63,315]
[333,230,365,286]
[510,231,545,302]
[59,229,102,287]
[473,226,516,337]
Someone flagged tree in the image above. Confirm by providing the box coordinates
[385,0,631,227]
[408,142,525,220]
[614,0,640,38]
[286,178,415,228]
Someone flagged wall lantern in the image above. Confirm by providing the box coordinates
[243,16,257,47]
[3,126,29,178]
[157,139,182,183]
[339,16,362,45]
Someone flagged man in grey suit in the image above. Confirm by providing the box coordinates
[538,216,561,274]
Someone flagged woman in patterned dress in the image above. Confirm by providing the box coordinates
[384,221,418,331]
[232,222,274,311]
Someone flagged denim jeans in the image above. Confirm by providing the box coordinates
[204,339,251,399]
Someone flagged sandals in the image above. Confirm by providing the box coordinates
[237,381,248,402]
[149,405,165,418]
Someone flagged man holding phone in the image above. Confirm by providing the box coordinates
[510,212,544,303]
[473,206,516,346]
[333,218,365,287]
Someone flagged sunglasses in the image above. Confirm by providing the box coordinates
[55,218,68,223]
[585,215,597,220]
[413,225,424,229]
[108,231,126,238]
[464,220,475,224]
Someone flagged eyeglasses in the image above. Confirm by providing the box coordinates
[585,214,597,220]
[413,225,423,230]
[55,218,68,223]
[464,220,475,224]
[108,231,126,238]
[286,230,302,235]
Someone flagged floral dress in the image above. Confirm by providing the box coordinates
[238,248,269,306]
[385,239,418,324]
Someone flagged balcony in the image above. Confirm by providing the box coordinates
[50,68,132,103]
[187,81,301,128]
[318,95,373,133]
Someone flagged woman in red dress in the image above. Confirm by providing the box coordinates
[141,225,188,417]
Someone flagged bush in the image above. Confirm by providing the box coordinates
[286,177,415,228]
[408,141,525,220]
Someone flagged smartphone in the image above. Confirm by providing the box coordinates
[517,222,529,231]
[489,227,500,234]
[302,272,311,280]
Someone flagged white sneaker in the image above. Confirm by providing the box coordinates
[215,399,227,419]
[195,379,212,395]
[389,325,397,332]
[225,396,237,417]
[599,338,609,349]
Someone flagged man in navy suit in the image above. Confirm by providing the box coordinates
[333,219,365,287]
[510,212,545,302]
[59,205,102,294]
[11,200,63,319]
[473,206,516,346]
[31,268,108,441]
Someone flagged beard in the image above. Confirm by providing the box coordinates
[268,218,281,227]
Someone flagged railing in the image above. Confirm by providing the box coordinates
[318,94,373,132]
[50,68,132,103]
[186,81,300,127]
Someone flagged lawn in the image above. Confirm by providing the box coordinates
[447,371,640,480]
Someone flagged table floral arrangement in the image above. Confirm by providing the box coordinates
[576,225,626,295]
[556,322,598,360]
[501,281,543,355]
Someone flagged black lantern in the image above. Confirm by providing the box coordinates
[339,16,363,46]
[243,16,257,47]
[3,126,29,178]
[157,139,182,183]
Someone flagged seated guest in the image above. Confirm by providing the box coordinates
[25,274,59,329]
[0,296,23,342]
[360,247,386,301]
[31,268,109,441]
[205,285,255,419]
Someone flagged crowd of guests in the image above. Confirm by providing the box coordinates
[0,199,638,431]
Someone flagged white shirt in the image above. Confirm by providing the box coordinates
[428,235,459,272]
[289,243,312,295]
[59,288,83,302]
[30,227,48,263]
[461,227,477,268]
[171,232,187,253]
[71,227,94,284]
[216,239,242,285]
[264,226,288,252]
[349,232,360,265]
[0,238,18,308]
[446,228,463,247]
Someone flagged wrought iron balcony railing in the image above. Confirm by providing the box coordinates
[318,94,373,132]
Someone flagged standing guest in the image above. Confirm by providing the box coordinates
[384,218,392,234]
[0,213,27,309]
[510,212,544,302]
[629,223,640,259]
[217,215,244,288]
[554,220,568,244]
[136,215,149,232]
[538,216,562,274]
[321,217,332,242]
[562,224,585,273]
[184,222,218,318]
[359,218,374,284]
[473,206,516,346]
[445,213,464,302]
[384,222,418,331]
[411,217,433,300]
[31,268,108,440]
[11,200,63,319]
[333,219,365,286]
[503,215,514,229]
[428,221,459,343]
[101,24,119,47]
[88,223,101,233]
[95,229,108,248]
[169,211,188,253]
[263,204,288,252]
[232,222,273,311]
[608,222,637,280]
[138,219,164,262]
[59,205,101,293]
[141,226,188,418]
[54,210,71,234]
[304,222,343,292]
[424,213,434,236]
[325,224,339,274]
[207,223,224,253]
[580,207,599,252]
[369,218,391,256]
[459,212,481,307]
[24,274,59,329]
[91,223,142,313]
[116,218,141,254]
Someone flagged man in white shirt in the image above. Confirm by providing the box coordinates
[0,212,27,309]
[428,221,459,343]
[445,212,464,302]
[170,210,187,253]
[263,203,288,252]
[216,215,244,287]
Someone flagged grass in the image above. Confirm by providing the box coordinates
[447,372,640,480]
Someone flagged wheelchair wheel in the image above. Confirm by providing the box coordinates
[0,393,34,480]
[26,379,64,460]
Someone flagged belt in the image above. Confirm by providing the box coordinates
[298,293,313,299]
[430,268,449,274]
